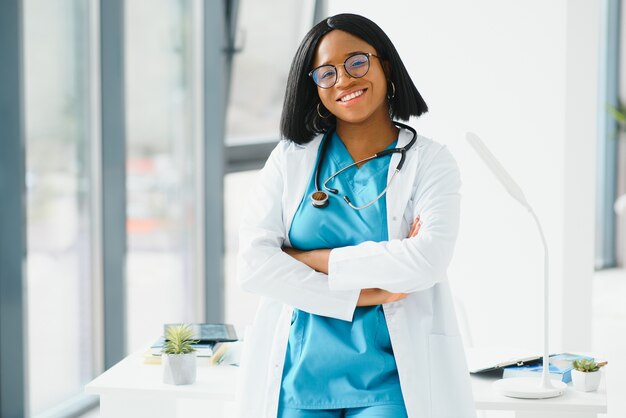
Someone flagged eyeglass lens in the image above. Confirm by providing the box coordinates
[311,53,371,88]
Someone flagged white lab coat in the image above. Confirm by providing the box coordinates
[236,126,476,418]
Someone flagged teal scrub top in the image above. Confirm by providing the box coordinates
[279,131,405,409]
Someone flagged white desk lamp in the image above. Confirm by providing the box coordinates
[466,132,567,399]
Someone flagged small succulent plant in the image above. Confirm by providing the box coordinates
[162,324,199,355]
[572,359,605,373]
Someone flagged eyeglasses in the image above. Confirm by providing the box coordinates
[309,52,379,89]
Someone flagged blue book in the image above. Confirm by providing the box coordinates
[502,353,594,383]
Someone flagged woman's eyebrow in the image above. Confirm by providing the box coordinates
[318,50,371,66]
[343,50,368,57]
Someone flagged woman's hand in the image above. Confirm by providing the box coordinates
[408,215,420,238]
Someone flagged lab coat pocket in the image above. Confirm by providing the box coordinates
[428,334,476,418]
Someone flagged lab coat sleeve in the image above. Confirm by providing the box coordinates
[327,145,461,294]
[237,142,360,322]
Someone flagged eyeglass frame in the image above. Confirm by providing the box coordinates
[308,52,381,89]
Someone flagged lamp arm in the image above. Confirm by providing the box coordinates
[467,132,565,396]
[527,206,554,389]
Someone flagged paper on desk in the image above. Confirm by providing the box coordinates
[216,341,242,366]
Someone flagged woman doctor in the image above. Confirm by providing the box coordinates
[237,13,476,418]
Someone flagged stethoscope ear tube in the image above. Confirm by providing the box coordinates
[396,149,407,171]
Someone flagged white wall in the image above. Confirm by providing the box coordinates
[327,0,599,353]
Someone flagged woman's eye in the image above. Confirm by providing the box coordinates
[350,60,367,68]
[320,70,336,79]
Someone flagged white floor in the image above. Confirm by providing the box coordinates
[80,268,626,418]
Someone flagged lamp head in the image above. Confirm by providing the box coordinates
[466,132,530,209]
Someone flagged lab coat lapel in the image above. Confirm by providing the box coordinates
[282,135,323,246]
[386,127,420,240]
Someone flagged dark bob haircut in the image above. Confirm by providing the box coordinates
[280,13,428,144]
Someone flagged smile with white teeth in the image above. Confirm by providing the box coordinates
[339,89,365,102]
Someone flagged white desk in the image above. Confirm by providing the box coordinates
[471,370,607,418]
[86,350,607,418]
[85,349,238,418]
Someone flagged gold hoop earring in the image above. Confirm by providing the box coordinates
[387,80,396,99]
[317,102,330,119]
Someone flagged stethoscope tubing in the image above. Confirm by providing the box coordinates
[311,121,417,209]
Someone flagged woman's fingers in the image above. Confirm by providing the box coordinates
[408,216,421,238]
[408,216,419,237]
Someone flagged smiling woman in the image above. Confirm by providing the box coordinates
[314,37,389,129]
[280,14,427,149]
[237,13,476,418]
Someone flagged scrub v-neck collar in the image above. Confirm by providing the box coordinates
[328,130,398,171]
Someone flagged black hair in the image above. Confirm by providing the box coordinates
[280,13,428,144]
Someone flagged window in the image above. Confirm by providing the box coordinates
[224,170,261,329]
[225,0,314,145]
[24,0,94,413]
[125,0,201,351]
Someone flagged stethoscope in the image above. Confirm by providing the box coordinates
[310,121,417,210]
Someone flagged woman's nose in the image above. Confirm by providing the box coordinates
[334,65,354,86]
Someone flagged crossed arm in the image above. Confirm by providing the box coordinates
[238,142,460,320]
[282,216,421,306]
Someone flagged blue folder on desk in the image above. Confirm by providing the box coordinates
[502,353,594,383]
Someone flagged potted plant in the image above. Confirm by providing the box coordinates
[571,359,607,392]
[162,323,199,385]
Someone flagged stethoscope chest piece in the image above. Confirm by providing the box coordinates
[310,190,329,208]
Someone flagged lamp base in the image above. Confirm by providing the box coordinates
[493,377,567,399]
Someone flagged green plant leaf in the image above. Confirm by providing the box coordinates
[573,358,600,372]
[162,324,199,355]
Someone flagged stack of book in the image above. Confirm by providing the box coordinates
[143,323,238,365]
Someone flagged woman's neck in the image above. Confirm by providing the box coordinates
[335,111,399,162]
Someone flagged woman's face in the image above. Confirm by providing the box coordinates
[312,30,389,125]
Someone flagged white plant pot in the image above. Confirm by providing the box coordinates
[571,369,601,392]
[162,352,197,385]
